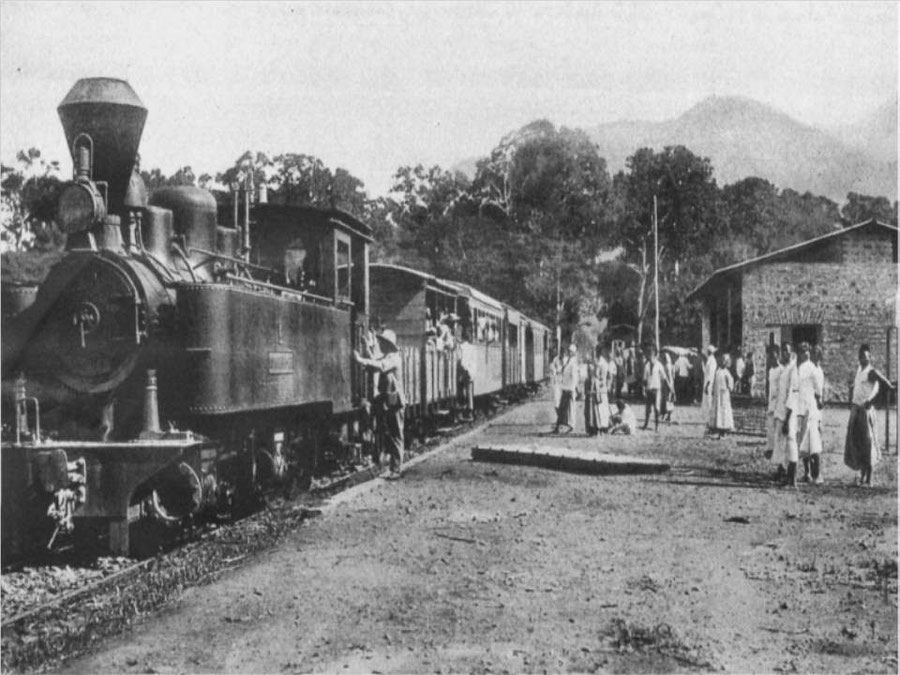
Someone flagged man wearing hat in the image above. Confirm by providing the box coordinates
[354,328,406,479]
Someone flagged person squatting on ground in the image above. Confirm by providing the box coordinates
[701,345,718,433]
[796,342,825,484]
[710,351,735,438]
[354,328,406,479]
[844,343,883,487]
[641,344,665,431]
[609,399,637,435]
[553,343,579,434]
[774,342,800,487]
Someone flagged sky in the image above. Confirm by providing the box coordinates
[1,1,897,196]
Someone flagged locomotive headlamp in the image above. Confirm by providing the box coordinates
[58,180,106,234]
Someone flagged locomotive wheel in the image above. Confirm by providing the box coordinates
[148,462,203,522]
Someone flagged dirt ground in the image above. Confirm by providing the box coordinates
[60,398,898,674]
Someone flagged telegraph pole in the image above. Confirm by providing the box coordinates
[653,195,660,353]
[555,266,562,357]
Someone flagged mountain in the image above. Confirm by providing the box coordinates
[588,96,896,202]
[830,97,898,163]
[454,97,897,202]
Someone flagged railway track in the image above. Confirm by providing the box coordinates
[1,392,537,673]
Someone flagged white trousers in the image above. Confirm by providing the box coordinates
[774,414,798,463]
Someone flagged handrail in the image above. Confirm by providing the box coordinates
[223,273,336,305]
[188,247,276,274]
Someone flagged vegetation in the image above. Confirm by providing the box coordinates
[2,125,897,346]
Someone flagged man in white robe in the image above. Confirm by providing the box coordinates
[797,342,825,484]
[765,345,784,477]
[774,343,800,487]
[701,345,718,433]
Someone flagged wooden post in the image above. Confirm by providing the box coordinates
[653,195,659,353]
[887,326,893,453]
[726,285,732,349]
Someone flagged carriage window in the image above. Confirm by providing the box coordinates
[284,238,308,288]
[336,233,351,302]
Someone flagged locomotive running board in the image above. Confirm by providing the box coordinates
[471,444,670,475]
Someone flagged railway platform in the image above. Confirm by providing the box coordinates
[58,397,897,674]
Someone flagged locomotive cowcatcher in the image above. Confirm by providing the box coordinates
[1,78,373,558]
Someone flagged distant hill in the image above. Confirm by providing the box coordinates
[588,96,897,202]
[830,97,898,163]
[454,96,897,202]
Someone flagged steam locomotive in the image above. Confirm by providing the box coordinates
[0,77,551,559]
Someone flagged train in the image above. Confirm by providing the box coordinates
[0,77,552,559]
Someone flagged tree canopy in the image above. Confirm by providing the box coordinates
[2,127,897,349]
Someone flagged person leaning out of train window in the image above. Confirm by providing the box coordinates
[440,313,459,351]
[354,329,406,479]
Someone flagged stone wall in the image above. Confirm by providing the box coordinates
[742,257,897,401]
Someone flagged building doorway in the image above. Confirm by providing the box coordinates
[786,324,821,348]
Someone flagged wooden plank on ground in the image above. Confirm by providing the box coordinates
[471,444,670,475]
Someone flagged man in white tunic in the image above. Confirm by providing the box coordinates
[796,342,825,484]
[642,344,665,431]
[765,345,784,478]
[701,345,718,434]
[774,342,800,487]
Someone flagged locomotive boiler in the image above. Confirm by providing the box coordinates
[2,78,372,558]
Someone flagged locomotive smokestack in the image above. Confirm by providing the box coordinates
[58,78,148,215]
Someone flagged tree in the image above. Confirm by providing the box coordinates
[141,166,197,189]
[609,146,720,347]
[1,148,65,253]
[840,192,897,226]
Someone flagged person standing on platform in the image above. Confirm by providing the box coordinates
[774,342,800,488]
[844,344,883,487]
[613,347,625,399]
[701,345,718,434]
[710,352,735,438]
[597,342,613,433]
[765,345,785,479]
[660,351,676,422]
[641,344,665,432]
[583,363,602,437]
[743,350,756,395]
[674,351,691,403]
[354,328,406,479]
[549,349,563,422]
[733,348,746,393]
[797,342,825,484]
[553,344,579,434]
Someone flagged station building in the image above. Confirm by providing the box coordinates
[687,219,898,401]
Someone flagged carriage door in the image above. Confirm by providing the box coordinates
[525,325,535,382]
